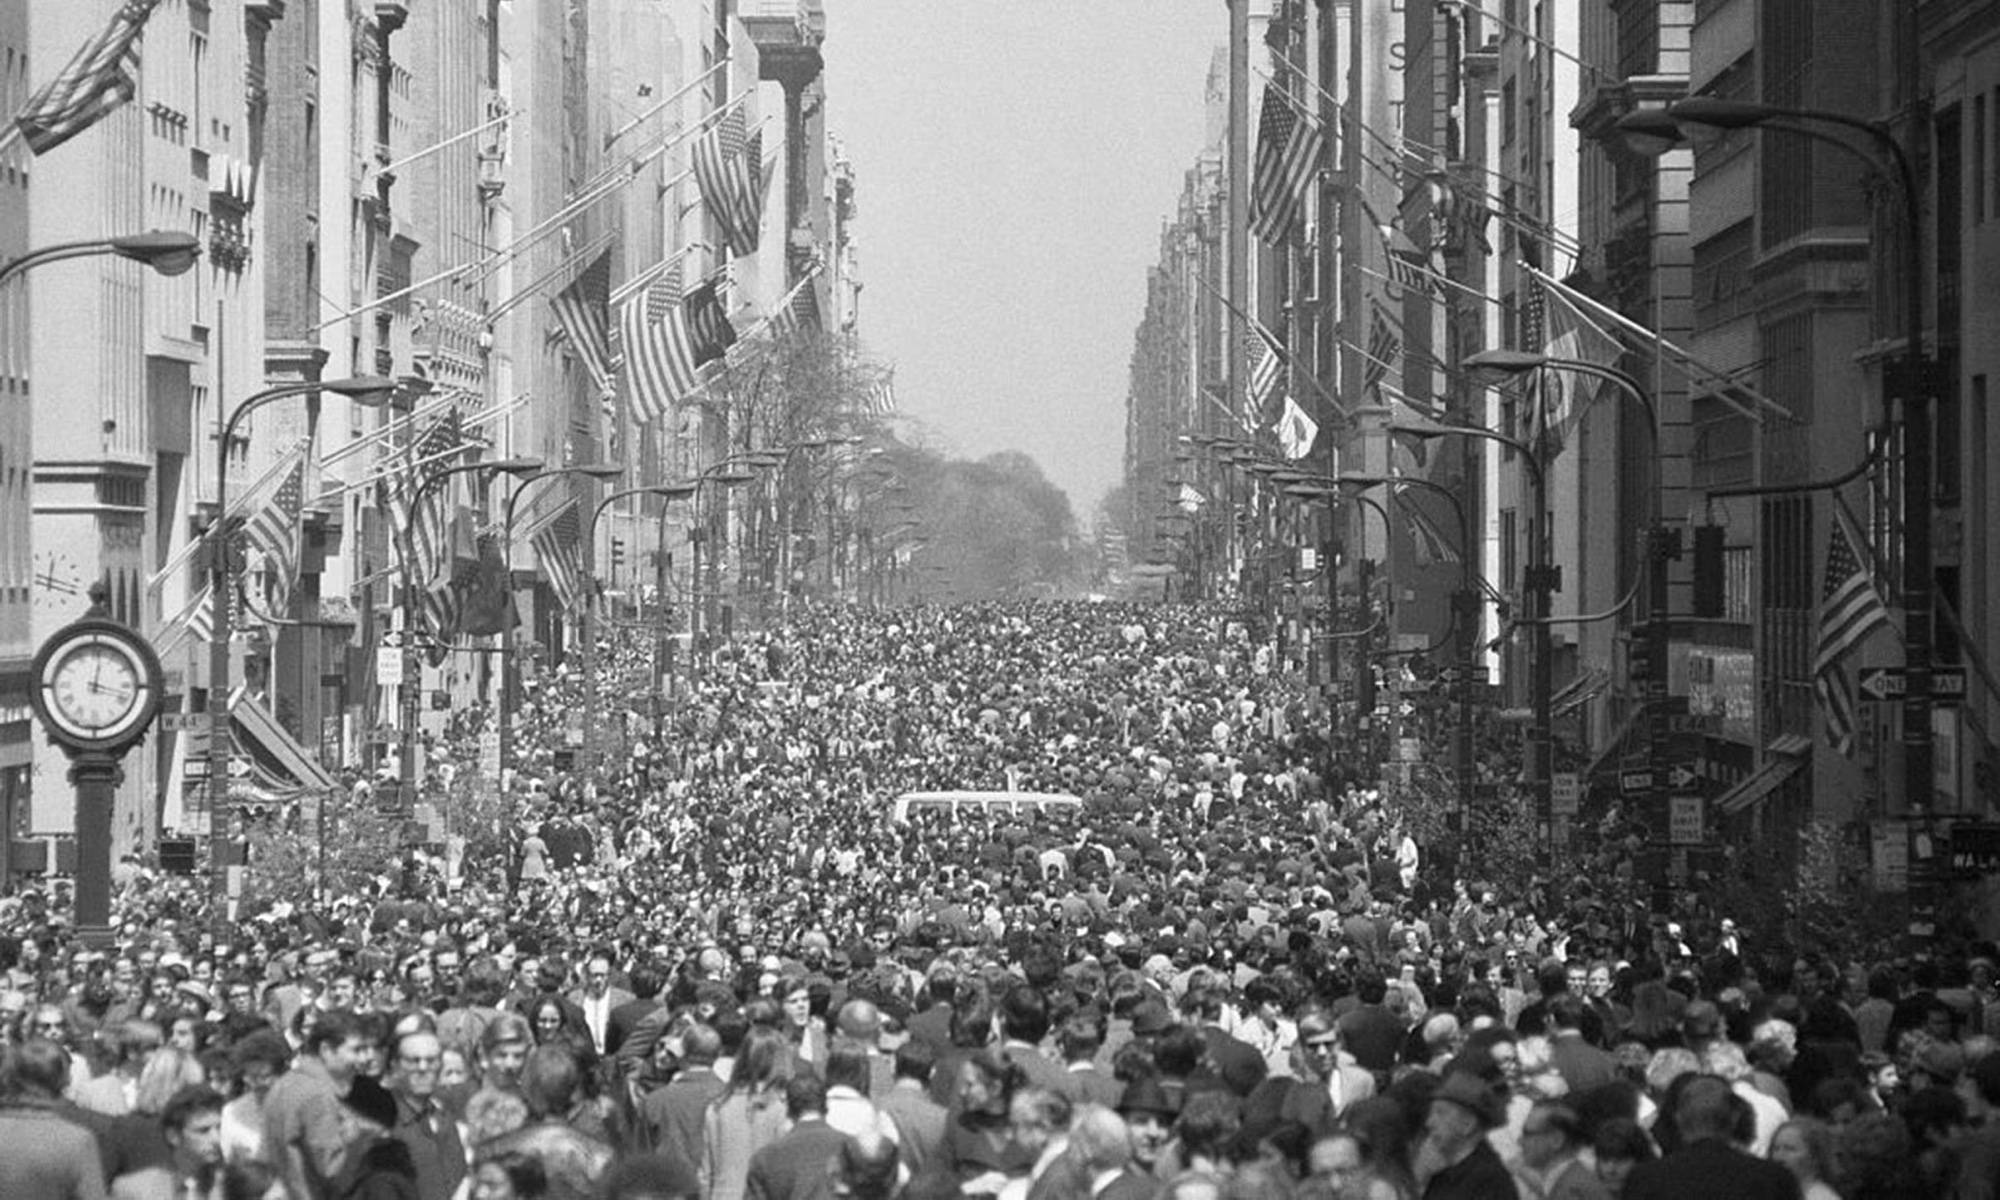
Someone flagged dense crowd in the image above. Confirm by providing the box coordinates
[1,600,1997,1200]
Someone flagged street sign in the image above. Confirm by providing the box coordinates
[158,712,213,732]
[478,730,502,779]
[1669,795,1705,845]
[1620,770,1653,794]
[1551,771,1580,816]
[377,647,405,688]
[1667,764,1700,790]
[1857,666,1967,703]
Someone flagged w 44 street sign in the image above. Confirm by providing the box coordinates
[1857,666,1966,704]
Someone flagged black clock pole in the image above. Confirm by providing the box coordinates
[68,750,122,936]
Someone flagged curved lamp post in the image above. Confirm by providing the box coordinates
[1,230,201,287]
[1666,95,1936,820]
[497,463,623,774]
[1391,418,1554,863]
[395,457,543,795]
[207,375,395,916]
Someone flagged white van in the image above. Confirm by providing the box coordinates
[888,790,1084,824]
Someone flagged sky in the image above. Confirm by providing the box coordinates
[820,2,1223,522]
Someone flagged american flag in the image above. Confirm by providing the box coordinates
[768,273,823,341]
[618,261,685,426]
[1276,396,1318,460]
[1249,84,1325,246]
[244,459,305,612]
[655,279,738,405]
[530,501,586,611]
[1362,303,1401,398]
[424,553,480,644]
[1245,317,1285,423]
[694,107,766,255]
[12,0,161,155]
[391,411,464,588]
[1533,276,1625,453]
[1814,505,1892,757]
[865,371,898,417]
[550,251,615,394]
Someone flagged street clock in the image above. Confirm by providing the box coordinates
[30,605,165,754]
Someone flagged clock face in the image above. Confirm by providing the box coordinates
[35,628,161,748]
[32,550,85,611]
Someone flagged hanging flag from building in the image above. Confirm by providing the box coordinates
[10,0,161,156]
[1530,274,1625,454]
[550,250,615,393]
[768,272,824,341]
[655,278,738,404]
[694,106,767,255]
[1245,317,1285,423]
[1175,483,1208,514]
[866,370,898,417]
[1249,84,1325,246]
[391,411,464,588]
[1813,504,1892,757]
[243,458,305,612]
[1277,396,1319,460]
[618,261,685,426]
[530,501,586,612]
[1362,302,1401,398]
[1396,484,1462,565]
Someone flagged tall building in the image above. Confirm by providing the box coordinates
[0,0,32,879]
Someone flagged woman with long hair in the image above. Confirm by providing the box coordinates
[702,1026,795,1200]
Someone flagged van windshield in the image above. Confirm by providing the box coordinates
[889,790,1083,824]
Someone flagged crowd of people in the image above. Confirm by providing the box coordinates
[0,600,1996,1200]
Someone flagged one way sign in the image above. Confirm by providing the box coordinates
[1667,764,1700,790]
[1857,666,1967,704]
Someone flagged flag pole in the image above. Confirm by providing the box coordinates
[377,106,524,179]
[603,59,729,151]
[1194,272,1351,423]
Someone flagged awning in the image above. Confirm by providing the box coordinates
[229,687,337,793]
[1715,738,1811,816]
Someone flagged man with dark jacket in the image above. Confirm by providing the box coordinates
[1336,969,1404,1075]
[1624,1076,1801,1200]
[606,965,666,1058]
[745,1075,851,1200]
[642,1023,729,1168]
[0,1038,109,1200]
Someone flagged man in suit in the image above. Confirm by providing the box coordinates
[641,1023,729,1169]
[745,1074,851,1200]
[565,950,635,1056]
[831,998,897,1099]
[876,1040,949,1175]
[1518,1100,1613,1199]
[1058,1008,1123,1109]
[1181,985,1266,1098]
[1546,994,1619,1096]
[996,983,1071,1098]
[606,965,665,1059]
[1268,1010,1374,1136]
[1335,968,1405,1076]
[1624,1076,1802,1200]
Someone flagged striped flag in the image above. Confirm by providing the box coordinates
[530,501,586,611]
[1246,317,1285,422]
[1813,505,1892,756]
[424,554,480,644]
[1249,84,1325,246]
[244,459,305,612]
[12,0,161,155]
[694,107,766,254]
[391,412,463,588]
[1362,303,1401,397]
[550,251,615,393]
[768,273,823,341]
[618,261,685,426]
[865,371,898,417]
[655,279,738,404]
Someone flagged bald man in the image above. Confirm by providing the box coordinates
[833,998,895,1099]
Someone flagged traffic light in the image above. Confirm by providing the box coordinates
[1627,624,1662,685]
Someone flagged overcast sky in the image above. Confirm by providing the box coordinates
[821,2,1222,522]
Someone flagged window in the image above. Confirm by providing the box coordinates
[1502,79,1517,146]
[1976,93,1988,225]
[1724,546,1753,623]
[1500,508,1518,593]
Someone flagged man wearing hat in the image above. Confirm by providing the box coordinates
[1114,1076,1179,1192]
[1624,1075,1798,1200]
[1411,1071,1513,1199]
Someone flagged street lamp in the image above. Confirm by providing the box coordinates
[394,456,543,796]
[207,375,395,910]
[1667,94,1937,818]
[1,229,202,287]
[1392,418,1555,860]
[498,463,623,774]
